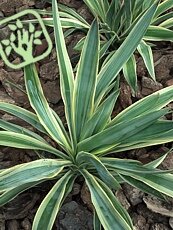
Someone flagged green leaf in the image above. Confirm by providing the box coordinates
[82,170,133,230]
[112,120,173,153]
[52,0,75,147]
[5,46,12,56]
[80,90,119,140]
[73,19,99,141]
[1,39,10,46]
[109,85,173,126]
[0,131,67,159]
[159,18,173,29]
[122,170,173,198]
[120,175,165,200]
[29,23,35,33]
[154,0,173,18]
[99,35,116,59]
[24,64,71,154]
[0,159,70,192]
[94,211,101,230]
[123,55,137,93]
[16,19,23,29]
[32,171,75,230]
[137,40,155,80]
[144,25,173,41]
[0,102,46,133]
[34,30,42,38]
[95,1,159,104]
[0,119,45,142]
[10,33,16,42]
[83,0,106,20]
[58,3,89,26]
[8,24,17,31]
[77,152,120,190]
[78,109,169,154]
[34,39,42,45]
[0,181,42,206]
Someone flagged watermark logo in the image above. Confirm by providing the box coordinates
[0,10,52,69]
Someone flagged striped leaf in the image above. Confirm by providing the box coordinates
[80,90,119,140]
[137,40,155,80]
[120,175,165,200]
[83,0,106,20]
[77,152,120,190]
[95,1,158,104]
[0,181,43,206]
[0,119,45,142]
[73,19,99,141]
[121,171,173,198]
[159,18,173,29]
[123,55,137,93]
[82,170,133,230]
[145,25,173,41]
[154,0,173,18]
[32,171,75,230]
[0,102,45,133]
[0,131,67,159]
[0,159,70,192]
[52,0,75,146]
[78,109,168,154]
[109,85,173,126]
[24,64,71,153]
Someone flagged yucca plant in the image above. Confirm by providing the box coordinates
[1,1,173,229]
[34,0,173,92]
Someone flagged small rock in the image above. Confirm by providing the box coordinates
[123,183,144,206]
[116,189,131,211]
[42,80,61,104]
[0,215,5,230]
[150,223,170,230]
[21,218,31,230]
[166,79,173,86]
[119,82,132,109]
[0,89,15,104]
[143,195,173,217]
[40,61,58,81]
[71,183,81,196]
[57,201,93,230]
[141,76,163,96]
[6,219,20,230]
[132,213,149,230]
[81,182,93,211]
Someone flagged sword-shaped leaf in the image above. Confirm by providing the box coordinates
[78,109,168,154]
[32,171,75,230]
[95,1,158,104]
[82,170,133,230]
[0,131,67,159]
[24,64,71,153]
[137,40,155,80]
[0,159,70,191]
[0,119,45,142]
[52,0,75,145]
[123,55,137,93]
[145,26,173,41]
[73,19,99,141]
[0,102,45,133]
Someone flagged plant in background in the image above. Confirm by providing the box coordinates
[35,0,173,93]
[1,1,173,229]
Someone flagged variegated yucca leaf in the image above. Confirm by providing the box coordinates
[41,0,173,91]
[1,1,173,230]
